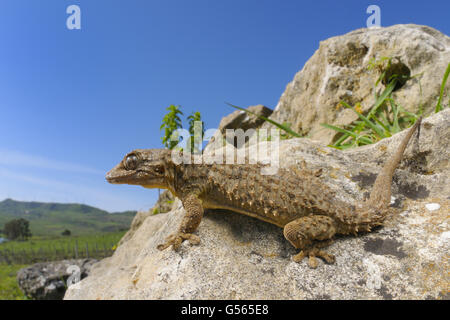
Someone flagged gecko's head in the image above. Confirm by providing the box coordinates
[106,149,171,189]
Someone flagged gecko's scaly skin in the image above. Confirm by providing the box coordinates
[106,119,421,268]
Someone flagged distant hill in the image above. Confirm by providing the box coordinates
[0,199,136,237]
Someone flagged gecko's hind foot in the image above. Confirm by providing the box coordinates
[292,246,335,269]
[157,232,200,251]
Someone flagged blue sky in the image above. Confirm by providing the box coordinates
[0,0,448,212]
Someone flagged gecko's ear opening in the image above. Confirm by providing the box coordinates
[154,165,164,174]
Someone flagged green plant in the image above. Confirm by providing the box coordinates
[322,100,419,149]
[158,107,205,213]
[160,106,206,153]
[159,105,184,211]
[366,57,417,119]
[160,105,184,150]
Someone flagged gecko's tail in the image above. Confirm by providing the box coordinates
[351,117,421,230]
[366,117,422,215]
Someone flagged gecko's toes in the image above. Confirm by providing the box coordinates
[185,233,200,245]
[292,247,335,268]
[156,232,200,251]
[156,234,179,251]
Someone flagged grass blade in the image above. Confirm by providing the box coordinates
[388,98,401,133]
[320,123,358,138]
[367,79,397,119]
[333,132,351,146]
[340,101,386,138]
[435,62,450,113]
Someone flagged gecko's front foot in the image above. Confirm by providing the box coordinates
[156,232,200,251]
[292,246,335,269]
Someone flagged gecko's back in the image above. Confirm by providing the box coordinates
[174,162,345,228]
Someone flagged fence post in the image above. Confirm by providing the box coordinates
[39,248,44,262]
[11,247,15,264]
[75,240,78,259]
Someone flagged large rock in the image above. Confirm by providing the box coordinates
[262,24,450,144]
[205,104,273,152]
[219,105,273,133]
[155,189,176,213]
[17,259,97,300]
[65,110,449,300]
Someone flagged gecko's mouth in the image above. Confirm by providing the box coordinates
[105,168,166,189]
[105,170,136,184]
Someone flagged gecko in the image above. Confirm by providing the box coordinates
[106,118,421,268]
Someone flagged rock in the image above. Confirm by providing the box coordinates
[219,104,273,134]
[64,110,449,300]
[205,104,273,151]
[425,203,441,211]
[154,190,176,213]
[262,24,450,144]
[17,259,97,300]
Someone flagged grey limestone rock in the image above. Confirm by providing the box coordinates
[65,110,449,300]
[18,259,97,300]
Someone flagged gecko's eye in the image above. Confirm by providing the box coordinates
[154,165,164,174]
[124,155,139,170]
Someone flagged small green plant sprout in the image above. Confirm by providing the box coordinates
[226,102,303,139]
[435,62,450,113]
[160,104,184,150]
[367,56,411,89]
[367,56,392,85]
[187,111,205,154]
[159,104,184,213]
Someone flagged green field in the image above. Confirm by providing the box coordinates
[0,263,28,300]
[0,199,135,237]
[0,231,126,264]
